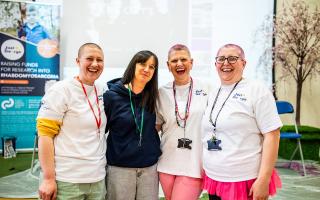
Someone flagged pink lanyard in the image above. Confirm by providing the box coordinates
[173,77,193,128]
[78,77,101,136]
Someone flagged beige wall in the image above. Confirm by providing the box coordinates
[276,0,320,128]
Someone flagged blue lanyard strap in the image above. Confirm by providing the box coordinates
[128,87,144,146]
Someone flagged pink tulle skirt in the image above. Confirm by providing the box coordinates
[203,169,282,200]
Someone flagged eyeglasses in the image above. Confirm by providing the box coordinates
[215,56,241,64]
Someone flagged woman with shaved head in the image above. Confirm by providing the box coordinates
[202,44,282,200]
[37,43,107,200]
[156,44,210,200]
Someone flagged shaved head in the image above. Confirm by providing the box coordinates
[168,44,191,60]
[78,43,103,58]
[216,44,245,58]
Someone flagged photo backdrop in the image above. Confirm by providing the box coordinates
[62,0,274,87]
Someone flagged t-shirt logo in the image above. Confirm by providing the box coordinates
[195,89,207,96]
[233,93,247,101]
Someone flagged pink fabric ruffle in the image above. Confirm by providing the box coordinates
[203,169,282,200]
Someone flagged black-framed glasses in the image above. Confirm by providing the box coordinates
[215,56,241,64]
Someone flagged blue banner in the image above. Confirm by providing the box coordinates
[0,96,41,148]
[0,1,60,149]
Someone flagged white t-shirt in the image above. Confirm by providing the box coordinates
[37,79,107,183]
[202,79,282,182]
[157,79,210,178]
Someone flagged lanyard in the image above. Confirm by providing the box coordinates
[78,77,101,137]
[173,77,193,137]
[209,79,241,133]
[128,86,144,146]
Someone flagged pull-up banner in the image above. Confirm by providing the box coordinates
[0,0,60,149]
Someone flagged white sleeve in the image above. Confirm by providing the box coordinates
[37,82,68,122]
[254,86,282,134]
[156,98,165,125]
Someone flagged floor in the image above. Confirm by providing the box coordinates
[271,167,320,200]
[160,160,320,200]
[1,161,319,200]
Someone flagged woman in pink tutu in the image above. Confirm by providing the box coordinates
[201,44,282,200]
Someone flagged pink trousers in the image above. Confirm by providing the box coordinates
[159,172,203,200]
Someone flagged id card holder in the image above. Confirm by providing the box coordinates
[207,139,222,151]
[177,138,192,149]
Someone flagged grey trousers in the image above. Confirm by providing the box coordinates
[106,164,159,200]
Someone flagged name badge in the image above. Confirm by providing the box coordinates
[207,139,222,151]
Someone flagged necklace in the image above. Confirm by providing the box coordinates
[173,77,193,127]
[77,77,101,138]
[173,77,193,139]
[128,85,144,146]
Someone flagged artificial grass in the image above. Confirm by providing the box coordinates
[281,125,320,140]
[279,125,320,161]
[0,152,35,178]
